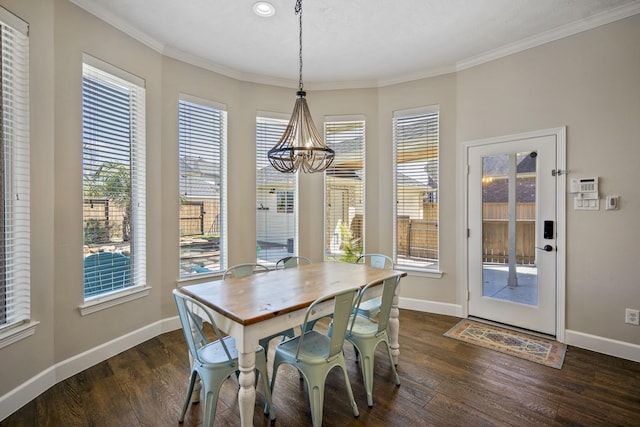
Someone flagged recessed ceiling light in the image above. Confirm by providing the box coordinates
[253,2,275,17]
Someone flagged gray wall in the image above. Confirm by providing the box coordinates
[0,0,638,417]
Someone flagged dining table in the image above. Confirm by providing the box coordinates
[177,260,406,427]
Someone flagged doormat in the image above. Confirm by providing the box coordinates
[444,319,566,369]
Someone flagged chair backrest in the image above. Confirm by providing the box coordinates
[356,253,393,270]
[172,289,234,366]
[223,263,270,279]
[275,256,312,269]
[350,275,400,334]
[297,287,359,361]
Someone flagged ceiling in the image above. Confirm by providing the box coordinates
[71,0,640,90]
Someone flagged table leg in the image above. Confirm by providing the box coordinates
[237,350,256,427]
[389,282,401,365]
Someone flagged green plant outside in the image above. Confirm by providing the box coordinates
[338,222,362,263]
[84,162,131,242]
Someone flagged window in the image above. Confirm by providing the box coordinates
[324,117,365,262]
[393,106,439,270]
[178,96,227,277]
[82,56,146,298]
[0,9,30,334]
[256,113,297,265]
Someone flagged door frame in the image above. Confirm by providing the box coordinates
[459,127,566,341]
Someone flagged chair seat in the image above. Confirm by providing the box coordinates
[276,331,333,364]
[346,314,380,337]
[355,296,381,318]
[198,336,240,366]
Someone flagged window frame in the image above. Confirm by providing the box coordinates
[177,94,227,278]
[392,105,441,275]
[79,54,148,315]
[323,115,366,263]
[0,6,36,347]
[256,112,298,267]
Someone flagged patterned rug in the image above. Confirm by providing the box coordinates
[444,319,567,369]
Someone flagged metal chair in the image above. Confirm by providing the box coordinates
[344,276,401,407]
[275,255,312,269]
[353,254,394,319]
[172,289,275,425]
[222,262,270,279]
[270,287,360,427]
[223,262,296,352]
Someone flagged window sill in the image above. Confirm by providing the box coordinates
[0,320,40,349]
[79,285,151,316]
[396,266,444,279]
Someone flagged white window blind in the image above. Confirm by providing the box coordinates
[82,58,146,298]
[178,97,226,276]
[393,106,439,270]
[256,114,297,266]
[0,10,30,331]
[324,117,365,262]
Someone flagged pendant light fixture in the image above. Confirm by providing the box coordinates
[267,0,335,174]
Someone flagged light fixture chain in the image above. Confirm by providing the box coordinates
[296,0,303,91]
[267,0,335,174]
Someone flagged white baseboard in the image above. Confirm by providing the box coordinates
[399,297,463,317]
[565,329,640,363]
[0,316,181,422]
[0,366,57,423]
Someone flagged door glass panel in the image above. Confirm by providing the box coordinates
[481,151,538,306]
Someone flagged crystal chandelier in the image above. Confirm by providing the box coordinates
[267,0,335,174]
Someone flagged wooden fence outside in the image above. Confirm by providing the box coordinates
[482,202,536,265]
[180,200,220,236]
[83,199,125,244]
[397,203,439,260]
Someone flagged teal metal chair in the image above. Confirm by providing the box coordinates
[222,262,270,279]
[343,275,401,407]
[223,262,296,352]
[353,254,394,319]
[275,255,312,269]
[172,289,275,425]
[270,287,360,427]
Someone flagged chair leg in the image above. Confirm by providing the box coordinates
[202,389,218,427]
[339,358,360,417]
[269,356,281,396]
[360,350,375,407]
[307,376,326,427]
[384,340,401,386]
[256,353,276,420]
[179,370,198,423]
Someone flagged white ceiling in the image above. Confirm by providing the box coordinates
[71,0,640,89]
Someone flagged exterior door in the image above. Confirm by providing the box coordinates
[468,134,558,335]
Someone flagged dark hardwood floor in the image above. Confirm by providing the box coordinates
[2,310,639,426]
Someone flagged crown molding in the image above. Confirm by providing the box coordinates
[71,0,640,90]
[70,0,164,53]
[162,45,297,89]
[456,1,640,72]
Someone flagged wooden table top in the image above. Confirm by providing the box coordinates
[178,261,406,325]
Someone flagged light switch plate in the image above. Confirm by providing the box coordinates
[574,197,599,210]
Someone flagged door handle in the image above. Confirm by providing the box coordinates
[536,245,554,252]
